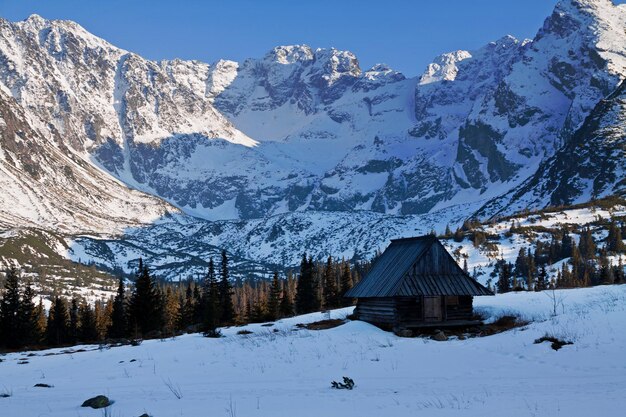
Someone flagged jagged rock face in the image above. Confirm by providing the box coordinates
[479,80,626,216]
[0,1,625,255]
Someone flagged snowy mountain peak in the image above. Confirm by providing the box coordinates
[24,13,46,26]
[311,47,361,85]
[419,50,472,85]
[267,44,314,64]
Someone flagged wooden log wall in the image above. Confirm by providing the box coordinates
[445,295,473,320]
[355,298,396,326]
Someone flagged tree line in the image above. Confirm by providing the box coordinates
[493,222,625,293]
[0,250,362,350]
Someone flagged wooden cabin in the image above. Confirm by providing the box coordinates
[344,235,493,331]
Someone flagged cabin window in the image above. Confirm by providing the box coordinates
[446,296,459,305]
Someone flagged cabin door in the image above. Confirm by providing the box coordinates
[423,296,443,322]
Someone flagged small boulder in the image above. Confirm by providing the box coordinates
[431,330,448,342]
[81,395,111,409]
[395,328,413,337]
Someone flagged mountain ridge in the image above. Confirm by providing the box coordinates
[0,0,625,277]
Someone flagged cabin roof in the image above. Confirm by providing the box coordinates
[344,235,492,298]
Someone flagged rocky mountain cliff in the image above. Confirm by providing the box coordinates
[0,0,625,277]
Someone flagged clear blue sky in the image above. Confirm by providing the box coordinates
[0,0,609,76]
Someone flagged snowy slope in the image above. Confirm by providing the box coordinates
[1,285,625,417]
[0,88,175,234]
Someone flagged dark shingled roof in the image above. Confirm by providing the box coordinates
[344,235,492,298]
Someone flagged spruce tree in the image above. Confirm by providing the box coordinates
[47,296,70,346]
[578,227,596,260]
[322,256,339,309]
[295,253,315,314]
[561,229,574,259]
[0,268,21,348]
[179,281,195,330]
[219,250,235,324]
[267,272,281,321]
[607,221,626,253]
[614,258,624,283]
[108,278,128,339]
[19,281,40,346]
[162,286,181,336]
[78,301,98,343]
[34,298,47,344]
[340,261,353,307]
[202,259,221,335]
[128,259,162,337]
[278,282,293,317]
[536,266,548,291]
[496,261,511,293]
[192,283,202,324]
[69,297,79,344]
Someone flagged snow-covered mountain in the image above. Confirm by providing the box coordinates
[0,0,625,277]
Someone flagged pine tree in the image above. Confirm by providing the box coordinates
[78,301,98,343]
[614,257,624,284]
[514,248,528,279]
[162,286,181,336]
[108,278,127,339]
[69,297,79,344]
[0,268,21,348]
[279,282,294,317]
[535,266,548,291]
[322,256,339,309]
[496,260,511,294]
[34,298,47,344]
[295,253,317,314]
[578,227,596,260]
[47,296,70,346]
[202,260,221,335]
[192,283,202,324]
[340,261,353,307]
[179,281,195,330]
[128,259,162,337]
[95,300,112,341]
[526,254,536,291]
[267,272,281,321]
[607,221,626,253]
[219,250,235,324]
[561,229,574,259]
[18,281,40,346]
[453,228,464,242]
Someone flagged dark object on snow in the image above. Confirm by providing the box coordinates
[431,330,448,341]
[534,335,573,351]
[81,395,111,409]
[345,235,493,332]
[34,383,53,388]
[296,319,346,330]
[138,414,151,417]
[331,377,355,390]
[203,328,222,338]
[237,329,253,335]
[130,339,142,346]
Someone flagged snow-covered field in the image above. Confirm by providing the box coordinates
[1,285,625,417]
